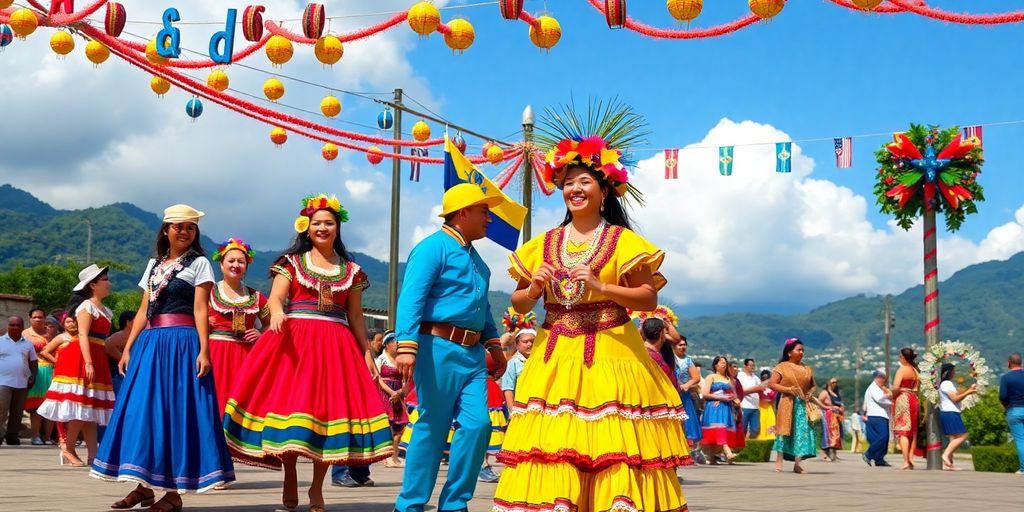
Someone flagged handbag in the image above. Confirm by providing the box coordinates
[805,400,823,423]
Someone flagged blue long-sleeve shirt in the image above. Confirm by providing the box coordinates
[999,368,1024,409]
[395,225,500,355]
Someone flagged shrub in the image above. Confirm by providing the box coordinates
[734,439,774,462]
[961,389,1009,446]
[971,443,1019,473]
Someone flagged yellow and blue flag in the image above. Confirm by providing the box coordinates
[443,135,527,250]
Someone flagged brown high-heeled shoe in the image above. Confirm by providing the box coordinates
[59,449,86,467]
[146,494,183,512]
[111,488,156,509]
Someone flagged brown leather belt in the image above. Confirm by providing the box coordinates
[420,322,481,347]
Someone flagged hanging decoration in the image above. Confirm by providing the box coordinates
[301,3,326,40]
[874,124,984,231]
[262,77,284,102]
[145,37,169,65]
[718,146,734,176]
[749,0,786,19]
[320,95,341,117]
[321,142,338,161]
[605,0,627,29]
[85,40,109,66]
[0,0,12,9]
[529,15,562,51]
[367,145,385,164]
[242,5,264,42]
[150,76,171,97]
[664,148,679,179]
[185,97,203,119]
[314,35,343,66]
[481,141,495,157]
[1,24,15,50]
[835,137,853,169]
[264,34,293,67]
[442,18,474,54]
[407,2,441,37]
[486,144,504,164]
[919,340,990,410]
[666,0,703,23]
[377,108,394,131]
[452,132,467,153]
[628,305,679,325]
[49,31,75,58]
[499,0,523,20]
[775,142,792,173]
[270,126,288,146]
[207,69,229,92]
[8,8,39,39]
[963,126,983,147]
[104,2,126,37]
[850,0,883,11]
[412,120,431,142]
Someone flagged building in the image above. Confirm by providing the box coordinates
[0,293,33,334]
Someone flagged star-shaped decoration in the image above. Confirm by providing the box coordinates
[909,144,951,183]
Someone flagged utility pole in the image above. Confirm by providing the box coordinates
[883,295,893,379]
[84,218,93,263]
[521,105,535,243]
[386,88,403,330]
[854,329,863,412]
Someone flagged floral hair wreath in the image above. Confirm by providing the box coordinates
[294,193,349,233]
[544,136,631,197]
[502,307,537,332]
[212,237,256,264]
[629,305,679,326]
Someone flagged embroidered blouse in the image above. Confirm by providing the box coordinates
[208,283,269,342]
[271,253,368,322]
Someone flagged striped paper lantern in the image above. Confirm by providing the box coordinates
[104,2,126,37]
[242,5,265,42]
[302,3,326,40]
[605,0,627,29]
[499,0,523,20]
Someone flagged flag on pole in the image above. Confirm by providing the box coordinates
[443,135,527,251]
[664,149,679,179]
[718,146,734,176]
[409,148,427,181]
[776,142,792,173]
[834,137,852,169]
[963,125,983,147]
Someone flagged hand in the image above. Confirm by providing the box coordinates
[489,348,508,379]
[396,353,416,381]
[269,312,287,333]
[680,382,692,392]
[27,376,35,388]
[529,263,557,298]
[196,352,211,378]
[243,328,261,344]
[84,362,95,381]
[118,351,130,376]
[364,350,379,381]
[569,265,603,293]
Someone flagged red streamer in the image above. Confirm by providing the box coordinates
[888,0,1024,24]
[826,0,908,14]
[586,0,760,39]
[495,153,527,189]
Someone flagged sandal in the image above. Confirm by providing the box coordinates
[382,458,404,468]
[111,489,156,509]
[147,495,183,512]
[309,506,326,512]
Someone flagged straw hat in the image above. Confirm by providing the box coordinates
[163,204,205,224]
[438,183,503,217]
[72,264,108,292]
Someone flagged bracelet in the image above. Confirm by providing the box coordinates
[525,283,543,301]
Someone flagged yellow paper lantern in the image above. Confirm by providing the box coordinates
[207,70,229,92]
[529,16,561,51]
[146,37,170,66]
[270,127,288,146]
[443,18,475,54]
[667,0,702,22]
[50,31,75,58]
[9,9,39,40]
[412,120,431,142]
[749,0,785,19]
[265,35,293,67]
[263,78,285,102]
[150,76,171,97]
[320,95,341,118]
[314,35,344,67]
[407,2,441,36]
[851,0,883,10]
[322,143,339,161]
[486,144,504,164]
[85,40,110,67]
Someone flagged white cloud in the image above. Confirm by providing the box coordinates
[344,179,373,197]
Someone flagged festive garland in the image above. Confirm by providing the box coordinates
[873,124,984,232]
[502,308,537,332]
[919,340,990,409]
[628,304,679,326]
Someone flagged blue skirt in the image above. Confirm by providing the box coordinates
[940,411,967,436]
[91,326,235,493]
[680,390,703,443]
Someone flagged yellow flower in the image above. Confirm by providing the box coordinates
[294,216,310,233]
[327,196,341,212]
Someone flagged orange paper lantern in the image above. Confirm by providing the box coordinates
[9,9,38,40]
[320,95,341,118]
[263,78,285,102]
[749,0,785,19]
[851,0,883,10]
[207,69,229,92]
[407,2,441,36]
[151,76,171,97]
[314,35,344,66]
[50,31,75,58]
[265,35,293,67]
[412,120,431,142]
[666,0,702,22]
[486,144,504,164]
[270,127,288,146]
[146,37,170,66]
[443,18,475,54]
[85,40,110,67]
[529,16,561,51]
[322,143,339,161]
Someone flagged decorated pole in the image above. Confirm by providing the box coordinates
[922,208,942,469]
[521,105,535,242]
[387,88,403,329]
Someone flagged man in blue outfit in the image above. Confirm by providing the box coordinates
[393,183,508,512]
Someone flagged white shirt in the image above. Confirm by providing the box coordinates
[0,334,38,388]
[864,381,892,419]
[138,257,215,289]
[939,380,961,413]
[737,371,761,409]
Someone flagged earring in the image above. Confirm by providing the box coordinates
[600,204,605,213]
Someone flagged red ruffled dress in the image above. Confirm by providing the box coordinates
[223,253,393,468]
[37,302,115,424]
[208,284,268,415]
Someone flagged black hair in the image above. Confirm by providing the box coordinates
[780,339,804,363]
[711,355,728,376]
[155,222,206,258]
[760,369,771,380]
[65,268,110,318]
[1011,353,1023,366]
[641,317,666,342]
[940,363,955,382]
[660,341,676,370]
[368,329,383,339]
[559,166,633,230]
[28,307,46,318]
[273,208,352,277]
[743,358,754,366]
[117,310,135,331]
[679,335,687,343]
[900,347,919,371]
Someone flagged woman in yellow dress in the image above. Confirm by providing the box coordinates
[756,369,778,441]
[494,103,689,512]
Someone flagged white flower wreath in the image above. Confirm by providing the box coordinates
[919,340,990,410]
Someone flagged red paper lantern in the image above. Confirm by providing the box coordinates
[322,143,338,161]
[302,3,326,40]
[367,146,384,165]
[270,127,288,146]
[499,0,523,20]
[104,2,126,38]
[605,0,627,29]
[242,5,265,42]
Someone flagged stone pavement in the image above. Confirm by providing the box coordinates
[0,445,1018,511]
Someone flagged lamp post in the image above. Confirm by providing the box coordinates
[521,105,535,243]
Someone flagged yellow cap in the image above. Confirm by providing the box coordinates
[438,183,504,217]
[163,204,205,224]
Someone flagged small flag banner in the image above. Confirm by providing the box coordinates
[719,146,734,176]
[664,149,679,179]
[835,137,852,169]
[409,148,427,181]
[776,142,792,173]
[963,125,983,147]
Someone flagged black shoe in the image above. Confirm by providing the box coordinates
[862,453,872,467]
[875,460,892,467]
[5,438,21,446]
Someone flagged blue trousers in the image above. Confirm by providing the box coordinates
[395,336,489,512]
[865,416,890,464]
[742,407,760,435]
[1007,407,1024,472]
[330,464,370,481]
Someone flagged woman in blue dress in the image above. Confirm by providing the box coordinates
[672,336,704,454]
[701,355,738,463]
[91,205,234,511]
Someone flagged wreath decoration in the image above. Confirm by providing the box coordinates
[628,304,679,326]
[919,340,990,410]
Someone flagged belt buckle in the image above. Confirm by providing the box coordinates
[460,328,478,347]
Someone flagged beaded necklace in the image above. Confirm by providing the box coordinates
[550,221,609,306]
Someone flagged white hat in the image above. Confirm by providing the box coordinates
[163,204,205,224]
[73,264,108,292]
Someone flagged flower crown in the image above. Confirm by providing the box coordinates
[629,304,679,326]
[502,307,537,332]
[294,193,349,233]
[212,237,256,264]
[544,136,630,197]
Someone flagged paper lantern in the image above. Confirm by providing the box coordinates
[151,76,171,97]
[443,19,475,54]
[605,0,627,29]
[9,9,38,40]
[407,2,440,36]
[499,0,523,20]
[302,3,326,39]
[749,0,785,19]
[851,0,882,10]
[412,120,431,142]
[207,69,229,92]
[367,146,384,165]
[146,37,169,65]
[314,35,343,66]
[242,5,265,42]
[322,143,339,161]
[529,16,561,51]
[0,0,13,8]
[377,109,394,130]
[320,95,341,117]
[0,25,13,50]
[667,0,702,22]
[104,2,126,37]
[50,31,75,59]
[486,144,504,164]
[453,133,467,153]
[265,35,293,67]
[85,40,110,67]
[481,141,494,157]
[263,78,285,102]
[186,98,204,119]
[270,126,287,146]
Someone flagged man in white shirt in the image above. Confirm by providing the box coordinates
[736,358,764,438]
[863,370,893,467]
[1,316,38,445]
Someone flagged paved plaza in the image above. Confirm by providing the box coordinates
[0,446,1018,511]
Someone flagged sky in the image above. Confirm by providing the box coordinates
[2,0,1023,315]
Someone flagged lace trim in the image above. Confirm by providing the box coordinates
[210,283,261,315]
[288,254,363,293]
[496,448,693,472]
[541,301,630,367]
[494,496,689,512]
[512,397,687,422]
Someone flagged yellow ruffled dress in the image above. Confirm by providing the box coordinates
[494,226,689,512]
